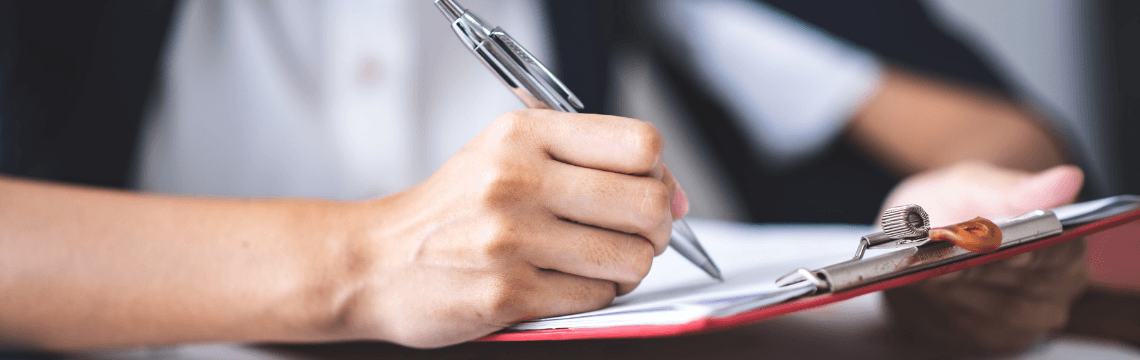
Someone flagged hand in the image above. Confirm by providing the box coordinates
[336,110,687,348]
[880,162,1088,351]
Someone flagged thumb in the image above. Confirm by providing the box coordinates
[1006,165,1084,214]
[663,166,689,219]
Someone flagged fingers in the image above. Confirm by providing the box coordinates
[880,162,1089,352]
[468,110,685,303]
[664,166,688,219]
[526,270,617,318]
[926,241,1087,302]
[476,268,616,327]
[523,220,655,295]
[891,280,1070,350]
[1006,164,1084,214]
[543,161,673,254]
[880,162,1085,227]
[645,153,686,219]
[937,283,1072,332]
[487,109,689,247]
[491,109,665,176]
[898,239,1090,351]
[954,239,1088,290]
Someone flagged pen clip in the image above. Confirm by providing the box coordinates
[489,31,585,112]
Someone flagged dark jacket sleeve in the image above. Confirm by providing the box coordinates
[0,0,176,189]
[761,0,1011,94]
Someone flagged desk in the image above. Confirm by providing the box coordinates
[68,293,1138,360]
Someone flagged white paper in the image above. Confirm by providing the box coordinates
[511,219,878,330]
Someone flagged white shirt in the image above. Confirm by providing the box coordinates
[137,0,880,206]
[138,0,553,199]
[655,0,881,170]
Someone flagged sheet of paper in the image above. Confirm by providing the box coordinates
[512,219,883,330]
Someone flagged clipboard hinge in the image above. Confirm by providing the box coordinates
[774,268,830,293]
[776,208,1063,295]
[852,204,931,260]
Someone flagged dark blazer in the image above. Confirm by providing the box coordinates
[0,0,1013,224]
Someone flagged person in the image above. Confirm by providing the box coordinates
[645,0,1089,351]
[0,0,1088,352]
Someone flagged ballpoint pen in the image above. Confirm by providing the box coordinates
[434,0,723,281]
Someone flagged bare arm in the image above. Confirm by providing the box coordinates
[0,176,359,350]
[0,110,685,351]
[847,69,1066,174]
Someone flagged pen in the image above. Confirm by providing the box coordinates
[435,0,723,281]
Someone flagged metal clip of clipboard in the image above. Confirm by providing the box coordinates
[775,195,1140,295]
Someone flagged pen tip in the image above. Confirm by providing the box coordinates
[703,262,724,282]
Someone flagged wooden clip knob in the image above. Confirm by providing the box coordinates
[929,217,1003,253]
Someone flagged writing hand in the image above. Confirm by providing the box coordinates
[340,109,687,348]
[0,110,687,350]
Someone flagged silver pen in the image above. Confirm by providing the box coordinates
[435,0,723,281]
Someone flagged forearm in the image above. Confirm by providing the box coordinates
[0,110,685,350]
[0,176,357,351]
[847,69,1065,175]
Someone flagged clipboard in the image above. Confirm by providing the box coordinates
[479,195,1140,341]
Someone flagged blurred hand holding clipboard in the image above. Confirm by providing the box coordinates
[480,195,1140,341]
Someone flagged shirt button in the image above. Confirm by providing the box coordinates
[357,57,383,85]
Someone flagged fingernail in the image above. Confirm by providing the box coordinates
[672,187,689,219]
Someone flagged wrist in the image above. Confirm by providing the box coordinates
[270,199,381,342]
[288,197,408,343]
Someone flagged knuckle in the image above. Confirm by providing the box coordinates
[580,232,624,271]
[573,278,618,306]
[474,216,521,259]
[477,164,538,207]
[630,241,655,279]
[481,277,528,319]
[626,121,664,172]
[598,235,656,283]
[580,233,655,283]
[638,181,672,226]
[490,110,533,141]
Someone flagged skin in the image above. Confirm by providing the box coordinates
[849,70,1088,351]
[879,162,1088,351]
[0,68,1084,352]
[0,110,686,350]
[847,69,1065,174]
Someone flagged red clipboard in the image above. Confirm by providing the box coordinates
[479,206,1140,342]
